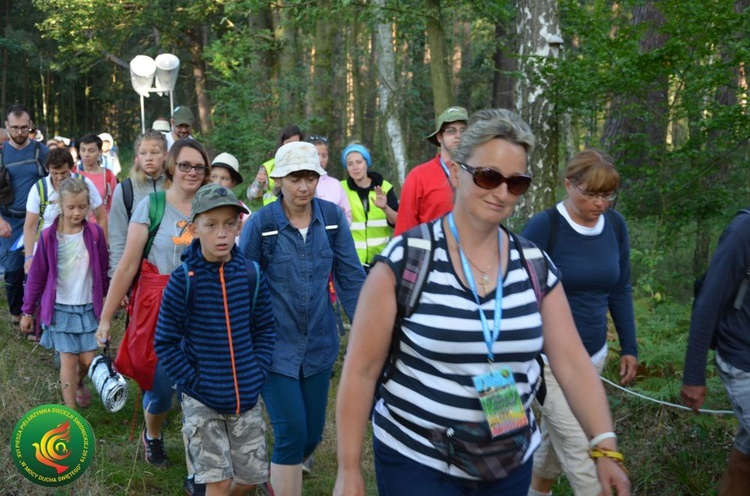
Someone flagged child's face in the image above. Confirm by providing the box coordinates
[61,191,90,227]
[315,143,329,170]
[79,142,102,168]
[48,166,72,190]
[193,206,241,263]
[137,139,167,177]
[210,167,236,189]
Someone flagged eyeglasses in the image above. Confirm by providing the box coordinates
[574,184,617,202]
[308,135,329,144]
[176,162,208,175]
[8,125,31,134]
[442,126,467,136]
[458,162,531,195]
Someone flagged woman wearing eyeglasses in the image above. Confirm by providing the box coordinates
[334,111,630,496]
[522,149,638,496]
[97,139,212,468]
[341,142,399,269]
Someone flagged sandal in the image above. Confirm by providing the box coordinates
[76,384,92,408]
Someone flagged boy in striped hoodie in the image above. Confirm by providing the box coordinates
[155,183,276,495]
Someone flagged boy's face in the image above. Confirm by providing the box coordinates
[193,206,241,263]
[79,142,102,168]
[210,167,235,188]
[48,165,72,190]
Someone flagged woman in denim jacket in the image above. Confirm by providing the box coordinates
[240,141,365,496]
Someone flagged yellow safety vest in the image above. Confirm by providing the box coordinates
[342,179,394,265]
[262,158,276,205]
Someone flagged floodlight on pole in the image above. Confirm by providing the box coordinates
[129,53,180,134]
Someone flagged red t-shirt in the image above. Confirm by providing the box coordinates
[394,154,454,236]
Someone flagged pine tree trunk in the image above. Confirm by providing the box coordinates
[425,0,453,116]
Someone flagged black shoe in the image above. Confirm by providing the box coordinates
[302,454,314,475]
[184,476,206,496]
[141,429,169,467]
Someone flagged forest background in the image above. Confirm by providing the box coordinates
[1,0,749,494]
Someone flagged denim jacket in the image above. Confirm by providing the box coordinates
[240,197,365,378]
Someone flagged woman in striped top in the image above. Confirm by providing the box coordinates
[334,109,630,496]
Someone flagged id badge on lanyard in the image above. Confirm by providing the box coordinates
[448,213,528,438]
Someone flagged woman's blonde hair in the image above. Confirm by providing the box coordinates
[130,130,168,184]
[565,149,620,192]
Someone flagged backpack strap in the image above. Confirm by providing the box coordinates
[381,222,435,387]
[122,178,134,221]
[143,190,166,259]
[247,260,261,318]
[510,231,549,405]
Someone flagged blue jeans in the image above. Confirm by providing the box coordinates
[374,436,532,496]
[717,352,750,455]
[262,368,332,465]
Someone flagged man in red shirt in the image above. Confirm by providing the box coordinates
[394,106,468,236]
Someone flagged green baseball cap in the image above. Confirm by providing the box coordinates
[172,106,194,127]
[426,106,469,146]
[190,183,249,222]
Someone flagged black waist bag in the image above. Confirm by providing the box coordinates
[391,409,531,481]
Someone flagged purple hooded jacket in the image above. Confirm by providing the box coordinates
[22,217,109,325]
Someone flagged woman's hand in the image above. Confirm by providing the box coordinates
[255,167,268,188]
[373,186,387,210]
[333,469,365,496]
[20,315,34,335]
[595,456,631,496]
[619,354,638,385]
[96,321,111,347]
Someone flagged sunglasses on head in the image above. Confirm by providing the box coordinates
[308,135,329,144]
[458,162,531,195]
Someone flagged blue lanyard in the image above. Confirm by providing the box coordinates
[439,156,451,178]
[447,213,503,361]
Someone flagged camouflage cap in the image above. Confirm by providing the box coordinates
[190,183,250,222]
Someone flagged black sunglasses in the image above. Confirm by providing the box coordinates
[458,162,531,195]
[308,135,329,144]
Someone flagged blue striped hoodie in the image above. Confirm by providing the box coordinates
[155,239,276,414]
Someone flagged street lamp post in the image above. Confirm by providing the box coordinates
[129,54,180,134]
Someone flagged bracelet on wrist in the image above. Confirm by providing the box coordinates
[22,313,34,319]
[589,431,617,449]
[589,447,628,474]
[25,255,33,261]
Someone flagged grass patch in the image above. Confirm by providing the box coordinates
[0,286,736,494]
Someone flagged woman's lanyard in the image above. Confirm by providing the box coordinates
[447,213,503,361]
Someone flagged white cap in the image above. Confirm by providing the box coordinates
[211,152,244,184]
[152,119,171,133]
[98,132,114,143]
[270,142,326,178]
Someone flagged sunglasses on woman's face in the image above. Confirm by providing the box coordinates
[458,162,532,195]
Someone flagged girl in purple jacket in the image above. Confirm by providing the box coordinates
[21,178,109,409]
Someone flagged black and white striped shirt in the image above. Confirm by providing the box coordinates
[372,219,560,479]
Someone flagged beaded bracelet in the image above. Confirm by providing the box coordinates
[589,447,628,474]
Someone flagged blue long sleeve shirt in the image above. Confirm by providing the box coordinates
[154,241,276,414]
[683,211,750,385]
[240,197,366,378]
[522,208,638,358]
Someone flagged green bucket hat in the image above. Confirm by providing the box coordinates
[426,106,469,146]
[190,183,249,222]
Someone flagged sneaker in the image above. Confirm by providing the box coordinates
[184,476,206,496]
[75,383,92,408]
[302,454,314,475]
[141,429,169,467]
